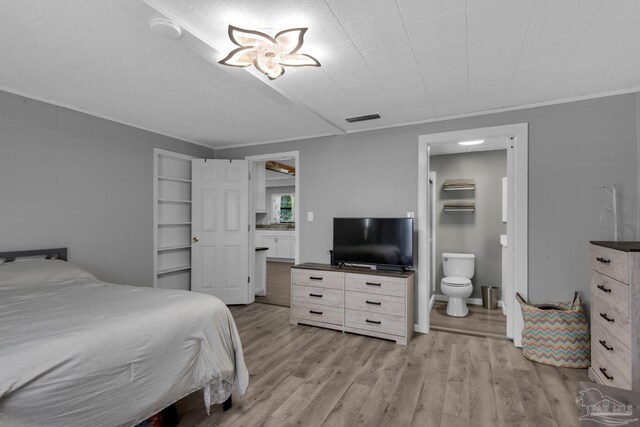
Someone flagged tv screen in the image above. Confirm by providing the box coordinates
[333,217,414,268]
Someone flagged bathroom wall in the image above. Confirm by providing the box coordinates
[430,150,507,299]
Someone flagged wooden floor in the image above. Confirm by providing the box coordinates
[176,303,588,427]
[255,261,292,307]
[430,301,506,339]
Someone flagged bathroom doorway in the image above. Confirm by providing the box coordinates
[429,148,507,339]
[246,151,299,307]
[417,124,528,346]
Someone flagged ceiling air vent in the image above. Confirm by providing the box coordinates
[345,113,381,123]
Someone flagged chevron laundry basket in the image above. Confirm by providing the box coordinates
[516,292,590,368]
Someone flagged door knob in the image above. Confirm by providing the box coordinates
[192,236,199,242]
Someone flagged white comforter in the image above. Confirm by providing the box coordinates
[0,260,248,427]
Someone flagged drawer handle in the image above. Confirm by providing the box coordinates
[600,313,615,323]
[309,276,323,281]
[599,340,614,351]
[596,257,611,264]
[366,319,381,325]
[596,284,612,294]
[309,310,323,315]
[599,367,614,381]
[309,293,323,298]
[365,282,382,287]
[366,300,382,306]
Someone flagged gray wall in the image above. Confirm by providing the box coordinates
[431,150,507,299]
[217,93,639,311]
[0,90,215,286]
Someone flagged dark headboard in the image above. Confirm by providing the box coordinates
[0,248,68,262]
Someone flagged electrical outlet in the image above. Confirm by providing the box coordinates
[307,212,314,222]
[407,212,414,218]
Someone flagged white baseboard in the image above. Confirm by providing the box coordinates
[500,300,507,315]
[434,294,503,307]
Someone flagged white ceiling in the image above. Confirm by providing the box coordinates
[0,0,639,149]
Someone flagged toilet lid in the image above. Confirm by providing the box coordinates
[442,277,471,286]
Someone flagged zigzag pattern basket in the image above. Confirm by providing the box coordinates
[516,292,590,368]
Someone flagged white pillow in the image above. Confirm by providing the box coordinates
[0,259,95,289]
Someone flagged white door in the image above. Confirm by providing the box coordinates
[191,159,252,304]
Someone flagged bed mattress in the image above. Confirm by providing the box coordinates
[0,259,248,426]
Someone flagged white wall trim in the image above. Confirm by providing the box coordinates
[214,133,334,151]
[418,123,528,347]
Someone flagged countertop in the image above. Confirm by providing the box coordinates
[590,241,640,252]
[256,224,295,230]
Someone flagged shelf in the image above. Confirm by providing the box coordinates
[158,175,191,183]
[157,265,191,275]
[158,222,192,226]
[158,199,192,203]
[443,186,475,191]
[158,245,191,252]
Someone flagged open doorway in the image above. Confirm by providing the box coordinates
[428,146,508,339]
[417,124,528,346]
[246,151,299,307]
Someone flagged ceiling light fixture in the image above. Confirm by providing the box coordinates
[218,25,320,80]
[458,139,485,146]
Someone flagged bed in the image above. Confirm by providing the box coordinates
[0,248,248,426]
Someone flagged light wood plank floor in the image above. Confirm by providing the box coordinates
[430,301,506,339]
[255,261,292,307]
[175,303,588,427]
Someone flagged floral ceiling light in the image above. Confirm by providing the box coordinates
[218,25,320,80]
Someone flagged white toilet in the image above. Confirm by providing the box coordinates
[441,253,475,317]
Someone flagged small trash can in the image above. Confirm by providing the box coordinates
[481,286,499,310]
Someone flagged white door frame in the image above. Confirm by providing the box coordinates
[245,151,300,267]
[417,123,528,347]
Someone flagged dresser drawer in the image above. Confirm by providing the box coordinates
[345,291,405,317]
[292,284,343,307]
[591,270,629,318]
[292,302,343,326]
[591,319,631,375]
[345,273,406,297]
[592,294,631,349]
[591,245,628,283]
[592,339,632,390]
[292,268,343,290]
[345,309,405,336]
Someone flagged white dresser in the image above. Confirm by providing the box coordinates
[290,263,414,345]
[589,241,640,390]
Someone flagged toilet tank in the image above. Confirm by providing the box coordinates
[442,253,475,278]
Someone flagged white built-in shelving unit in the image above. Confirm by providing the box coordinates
[153,149,195,290]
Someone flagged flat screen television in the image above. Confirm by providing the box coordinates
[333,217,414,269]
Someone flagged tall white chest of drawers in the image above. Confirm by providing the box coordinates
[290,263,414,345]
[589,241,640,390]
